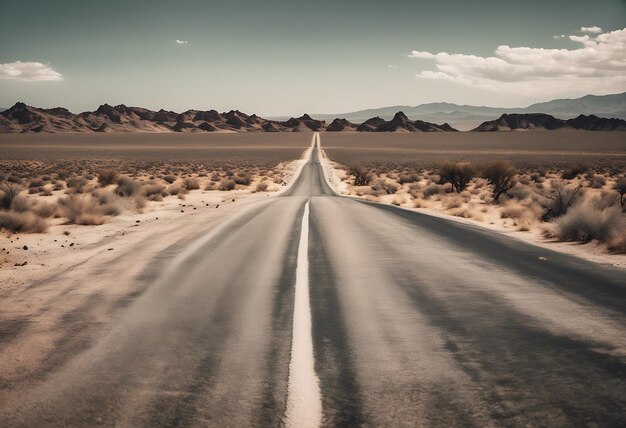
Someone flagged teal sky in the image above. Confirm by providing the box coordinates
[0,0,625,115]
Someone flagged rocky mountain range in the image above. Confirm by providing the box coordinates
[472,113,626,132]
[0,103,458,133]
[2,102,624,134]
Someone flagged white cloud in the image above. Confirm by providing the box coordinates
[408,50,436,59]
[176,40,188,45]
[581,26,602,33]
[387,64,398,69]
[0,61,62,81]
[408,28,626,96]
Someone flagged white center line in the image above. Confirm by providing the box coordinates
[285,200,322,428]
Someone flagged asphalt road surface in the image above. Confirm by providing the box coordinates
[2,134,625,427]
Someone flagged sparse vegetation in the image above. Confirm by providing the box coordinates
[438,162,476,193]
[0,155,291,234]
[325,134,625,255]
[481,161,516,202]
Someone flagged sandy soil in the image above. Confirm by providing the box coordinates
[319,149,626,269]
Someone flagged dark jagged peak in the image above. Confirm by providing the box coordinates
[193,109,223,122]
[152,109,179,122]
[566,114,626,131]
[172,121,198,132]
[298,113,314,121]
[356,116,385,132]
[2,102,39,123]
[281,117,301,128]
[390,111,410,123]
[43,107,73,118]
[326,118,356,132]
[95,104,122,123]
[198,121,219,132]
[246,114,265,125]
[262,122,281,132]
[223,110,250,128]
[472,113,569,131]
[176,110,199,123]
[438,122,458,132]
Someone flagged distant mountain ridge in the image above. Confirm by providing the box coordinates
[472,113,626,132]
[0,103,458,133]
[310,93,626,129]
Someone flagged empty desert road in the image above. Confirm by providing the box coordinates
[2,134,626,427]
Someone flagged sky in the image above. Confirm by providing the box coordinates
[0,0,625,115]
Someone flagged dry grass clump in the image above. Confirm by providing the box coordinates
[555,194,625,252]
[183,177,200,190]
[614,177,626,207]
[233,172,252,186]
[0,183,23,209]
[369,179,399,196]
[0,211,48,233]
[66,176,90,194]
[58,195,113,225]
[163,175,176,184]
[143,182,166,201]
[255,182,269,192]
[115,176,142,197]
[219,179,236,191]
[97,168,119,186]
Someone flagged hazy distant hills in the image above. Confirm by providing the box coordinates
[311,93,626,130]
[0,103,458,133]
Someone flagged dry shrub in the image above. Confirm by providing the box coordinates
[370,179,399,195]
[539,180,582,220]
[143,182,166,201]
[587,174,606,189]
[66,176,90,193]
[392,195,407,206]
[29,177,45,188]
[97,168,119,186]
[183,177,200,190]
[438,162,476,193]
[555,195,625,247]
[349,165,371,186]
[9,195,31,212]
[614,177,626,207]
[233,173,252,186]
[500,199,543,231]
[32,201,58,218]
[562,164,589,180]
[481,161,516,202]
[163,175,176,184]
[58,195,108,225]
[167,184,188,196]
[0,211,48,233]
[0,182,23,209]
[219,179,236,191]
[255,181,269,192]
[115,176,142,197]
[423,183,445,198]
[443,195,465,210]
[397,173,418,184]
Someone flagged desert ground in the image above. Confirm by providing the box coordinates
[0,132,625,426]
